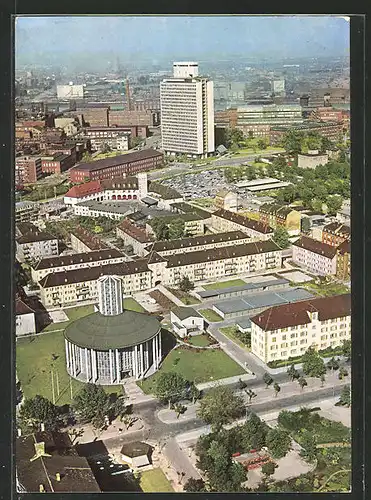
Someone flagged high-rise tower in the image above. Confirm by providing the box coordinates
[97,275,123,316]
[160,62,214,159]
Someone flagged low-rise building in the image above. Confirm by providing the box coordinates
[270,121,343,145]
[116,219,155,256]
[259,203,301,235]
[336,240,351,281]
[16,297,36,336]
[40,153,76,174]
[144,230,250,257]
[250,294,350,363]
[70,226,109,253]
[15,155,42,184]
[64,173,148,206]
[120,442,152,469]
[15,201,40,223]
[215,190,238,211]
[83,126,130,151]
[31,248,126,283]
[16,222,59,263]
[322,222,350,247]
[211,209,274,240]
[170,306,205,337]
[292,235,337,275]
[148,182,184,210]
[336,203,351,226]
[297,151,329,169]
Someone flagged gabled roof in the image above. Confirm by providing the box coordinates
[337,240,351,255]
[212,209,273,234]
[171,306,202,321]
[15,298,35,316]
[33,249,124,270]
[323,222,351,236]
[70,149,162,173]
[64,180,103,198]
[147,251,166,265]
[251,294,350,331]
[293,236,337,259]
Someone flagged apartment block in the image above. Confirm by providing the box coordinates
[259,203,301,235]
[116,219,155,256]
[15,156,43,184]
[16,222,59,263]
[336,240,351,281]
[215,190,238,212]
[322,222,351,247]
[160,62,214,158]
[70,226,109,253]
[250,294,351,363]
[212,209,273,240]
[31,248,127,283]
[292,235,337,275]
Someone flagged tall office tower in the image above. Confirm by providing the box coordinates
[160,62,214,158]
[97,275,123,316]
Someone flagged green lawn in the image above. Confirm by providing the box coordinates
[203,279,246,290]
[140,346,244,394]
[220,326,250,350]
[123,297,146,313]
[199,309,223,322]
[17,329,122,406]
[139,468,174,492]
[180,296,201,305]
[301,281,350,297]
[187,335,213,347]
[41,305,95,333]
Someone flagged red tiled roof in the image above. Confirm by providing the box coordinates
[65,180,103,198]
[293,235,337,259]
[251,294,350,331]
[117,219,154,244]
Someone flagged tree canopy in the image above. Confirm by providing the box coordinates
[19,395,59,431]
[272,226,290,249]
[178,276,195,293]
[302,346,326,379]
[72,384,111,428]
[197,385,245,430]
[266,428,291,459]
[153,372,189,408]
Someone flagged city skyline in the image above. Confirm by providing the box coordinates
[16,15,349,69]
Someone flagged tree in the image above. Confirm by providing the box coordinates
[188,382,201,404]
[263,372,274,388]
[246,165,256,180]
[326,195,343,215]
[272,226,290,249]
[302,346,326,379]
[338,385,351,407]
[273,382,281,397]
[19,395,59,431]
[153,372,188,408]
[248,130,254,139]
[338,366,349,380]
[261,461,276,479]
[266,428,291,459]
[342,339,351,360]
[311,199,324,213]
[287,364,299,381]
[298,377,308,391]
[184,478,207,492]
[72,384,109,425]
[101,142,112,154]
[257,138,268,150]
[283,129,304,154]
[300,431,318,462]
[241,413,268,450]
[238,378,247,391]
[301,217,311,234]
[245,389,257,404]
[151,217,169,240]
[174,403,187,419]
[327,357,340,372]
[168,218,185,240]
[179,276,195,293]
[197,386,245,430]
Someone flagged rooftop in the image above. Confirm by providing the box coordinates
[70,226,109,251]
[213,209,273,234]
[117,219,154,243]
[251,293,351,331]
[171,306,202,321]
[323,222,351,236]
[15,297,35,315]
[293,235,337,259]
[70,148,162,173]
[144,231,248,253]
[166,240,281,268]
[64,310,160,349]
[33,249,124,271]
[148,181,182,200]
[39,259,150,288]
[16,222,57,244]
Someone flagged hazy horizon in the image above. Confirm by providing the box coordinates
[15,15,350,71]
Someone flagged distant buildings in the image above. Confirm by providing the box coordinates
[235,104,303,137]
[160,62,215,158]
[250,294,351,364]
[270,121,343,144]
[15,156,42,184]
[211,209,274,240]
[215,190,238,212]
[259,203,301,235]
[297,151,329,169]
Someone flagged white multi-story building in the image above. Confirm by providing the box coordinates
[97,275,123,316]
[250,294,351,364]
[16,222,59,263]
[292,235,337,276]
[160,62,214,158]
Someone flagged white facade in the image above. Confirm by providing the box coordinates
[97,275,123,316]
[160,67,214,157]
[57,84,84,99]
[16,238,59,263]
[16,311,36,336]
[173,61,199,78]
[170,310,205,338]
[292,245,337,276]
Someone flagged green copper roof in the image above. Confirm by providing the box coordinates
[64,310,160,350]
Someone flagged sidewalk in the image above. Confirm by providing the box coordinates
[124,380,156,405]
[196,372,254,390]
[67,416,146,445]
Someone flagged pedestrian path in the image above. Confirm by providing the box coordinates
[156,284,184,307]
[124,380,156,405]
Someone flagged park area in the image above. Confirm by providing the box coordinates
[139,468,174,493]
[140,346,244,394]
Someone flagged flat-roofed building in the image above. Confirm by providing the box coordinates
[298,151,329,169]
[15,201,40,223]
[292,235,337,276]
[16,297,36,336]
[212,209,273,240]
[15,155,42,184]
[250,294,351,363]
[160,62,215,158]
[41,152,76,174]
[236,104,303,138]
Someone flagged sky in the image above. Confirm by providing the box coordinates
[15,16,350,69]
